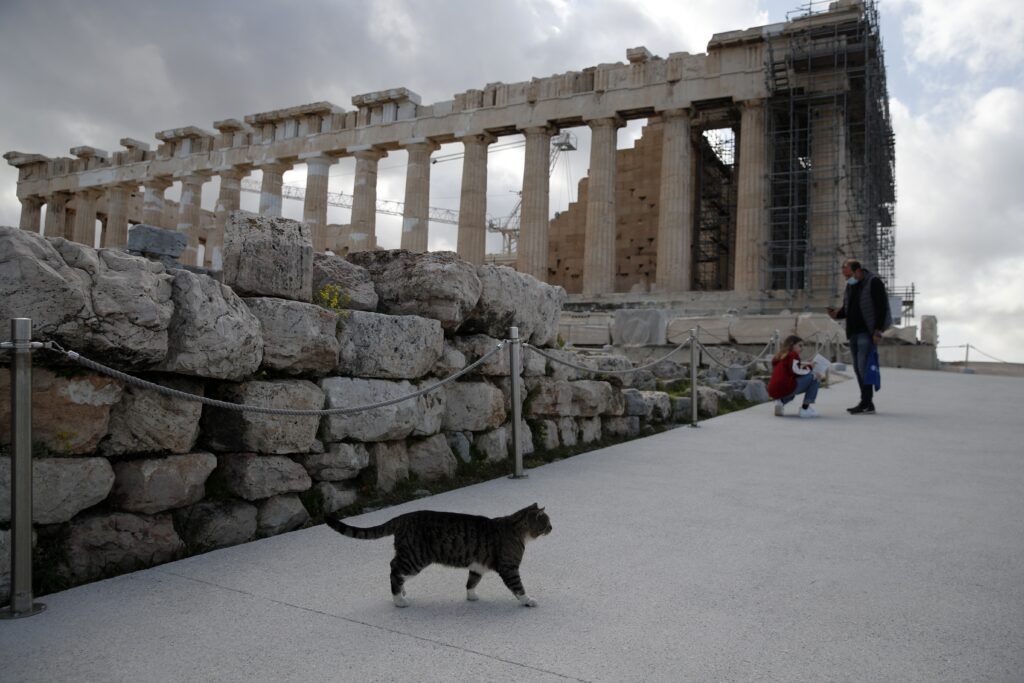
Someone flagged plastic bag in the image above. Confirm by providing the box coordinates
[864,347,881,390]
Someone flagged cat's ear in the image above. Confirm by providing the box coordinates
[530,503,539,510]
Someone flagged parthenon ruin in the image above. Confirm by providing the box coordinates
[5,0,895,314]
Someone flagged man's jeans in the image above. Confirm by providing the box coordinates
[780,372,820,406]
[848,331,874,405]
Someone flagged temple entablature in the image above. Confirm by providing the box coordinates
[154,126,216,159]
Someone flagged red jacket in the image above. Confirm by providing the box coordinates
[768,351,801,399]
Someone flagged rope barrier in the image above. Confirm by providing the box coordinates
[696,338,775,370]
[524,335,693,374]
[38,340,506,417]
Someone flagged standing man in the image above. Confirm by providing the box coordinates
[827,259,892,414]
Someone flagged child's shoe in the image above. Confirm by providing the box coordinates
[774,400,785,417]
[799,406,820,418]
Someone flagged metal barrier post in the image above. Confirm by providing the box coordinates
[689,329,699,428]
[508,327,526,479]
[1,318,46,618]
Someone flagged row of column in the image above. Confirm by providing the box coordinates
[14,101,769,293]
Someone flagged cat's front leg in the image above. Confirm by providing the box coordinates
[497,565,537,607]
[466,569,483,601]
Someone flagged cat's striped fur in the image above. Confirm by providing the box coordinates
[326,503,552,607]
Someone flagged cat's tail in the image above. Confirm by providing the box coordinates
[324,516,396,540]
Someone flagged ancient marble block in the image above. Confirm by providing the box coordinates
[126,224,187,264]
[639,391,672,422]
[173,500,257,552]
[473,426,509,462]
[56,512,185,584]
[215,453,312,501]
[795,313,845,345]
[368,441,409,492]
[257,494,309,537]
[244,297,339,376]
[293,442,369,481]
[0,457,114,525]
[407,434,457,481]
[109,452,217,514]
[310,481,359,515]
[571,380,624,417]
[729,315,798,344]
[543,348,598,381]
[666,316,733,346]
[611,309,667,346]
[319,377,424,442]
[451,334,511,376]
[524,377,575,417]
[337,311,443,379]
[442,381,506,432]
[99,377,204,456]
[312,252,378,311]
[201,380,324,454]
[461,264,566,346]
[223,211,313,302]
[602,416,640,439]
[621,388,652,417]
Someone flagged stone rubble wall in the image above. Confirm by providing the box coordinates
[0,213,768,603]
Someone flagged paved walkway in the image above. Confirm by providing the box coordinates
[2,368,1022,682]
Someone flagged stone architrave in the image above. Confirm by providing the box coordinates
[611,309,668,346]
[244,297,340,376]
[0,367,122,456]
[99,377,204,456]
[257,494,310,537]
[56,512,185,584]
[157,268,263,380]
[215,453,313,501]
[368,441,409,492]
[336,311,443,379]
[222,211,313,302]
[0,457,114,525]
[173,500,257,552]
[407,434,457,481]
[202,380,324,454]
[320,377,425,443]
[312,253,378,311]
[109,452,218,514]
[461,264,566,346]
[346,250,482,332]
[293,442,370,482]
[729,315,797,344]
[442,381,506,431]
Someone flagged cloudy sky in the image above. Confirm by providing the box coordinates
[1,0,1022,362]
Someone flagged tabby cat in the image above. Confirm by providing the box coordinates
[325,503,552,607]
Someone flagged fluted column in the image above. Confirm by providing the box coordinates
[102,185,133,248]
[257,161,292,217]
[655,108,695,292]
[18,196,42,233]
[300,153,336,253]
[143,177,172,226]
[582,117,622,295]
[43,192,70,238]
[400,139,439,253]
[349,147,386,253]
[518,125,555,280]
[456,134,494,264]
[176,173,208,265]
[72,188,102,246]
[734,100,768,292]
[211,167,247,268]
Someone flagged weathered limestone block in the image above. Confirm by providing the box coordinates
[557,417,579,447]
[725,366,748,381]
[216,453,313,501]
[408,434,457,481]
[0,367,121,455]
[434,342,467,377]
[612,309,668,346]
[0,529,9,605]
[346,250,482,332]
[524,377,574,417]
[920,315,938,346]
[257,494,309,537]
[462,264,566,346]
[202,380,324,454]
[667,316,733,345]
[310,481,358,515]
[126,224,186,266]
[320,377,430,442]
[796,312,846,345]
[223,211,313,302]
[621,388,652,417]
[587,354,643,388]
[558,311,612,346]
[743,380,770,403]
[368,441,409,492]
[603,416,640,439]
[293,442,369,481]
[413,388,446,437]
[174,500,257,552]
[523,347,548,376]
[337,311,443,379]
[571,380,624,417]
[730,315,797,344]
[0,228,173,368]
[99,377,204,456]
[474,427,509,462]
[56,512,185,584]
[579,416,602,444]
[520,420,535,457]
[446,432,472,463]
[697,386,725,418]
[443,381,506,431]
[0,457,114,524]
[158,269,263,380]
[108,452,217,514]
[640,391,672,422]
[543,348,596,381]
[312,252,378,311]
[244,297,339,376]
[451,334,510,376]
[671,396,692,422]
[531,420,560,451]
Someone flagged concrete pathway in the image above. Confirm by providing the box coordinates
[2,369,1022,682]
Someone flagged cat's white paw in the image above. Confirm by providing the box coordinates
[518,594,537,607]
[393,594,409,608]
[466,589,479,601]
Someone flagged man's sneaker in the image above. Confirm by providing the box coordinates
[799,406,820,418]
[774,400,785,417]
[848,403,875,415]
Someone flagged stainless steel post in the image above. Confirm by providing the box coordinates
[1,318,46,618]
[508,327,526,479]
[689,328,699,428]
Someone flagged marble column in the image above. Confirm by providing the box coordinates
[655,108,695,292]
[102,184,135,248]
[43,192,70,238]
[257,161,292,217]
[733,100,768,292]
[212,167,247,268]
[400,139,439,253]
[18,196,42,233]
[300,153,336,253]
[582,117,622,296]
[143,177,172,226]
[72,188,102,246]
[456,134,494,265]
[349,148,386,253]
[518,125,555,281]
[176,173,208,266]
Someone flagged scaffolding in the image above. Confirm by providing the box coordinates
[764,0,896,300]
[693,127,737,290]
